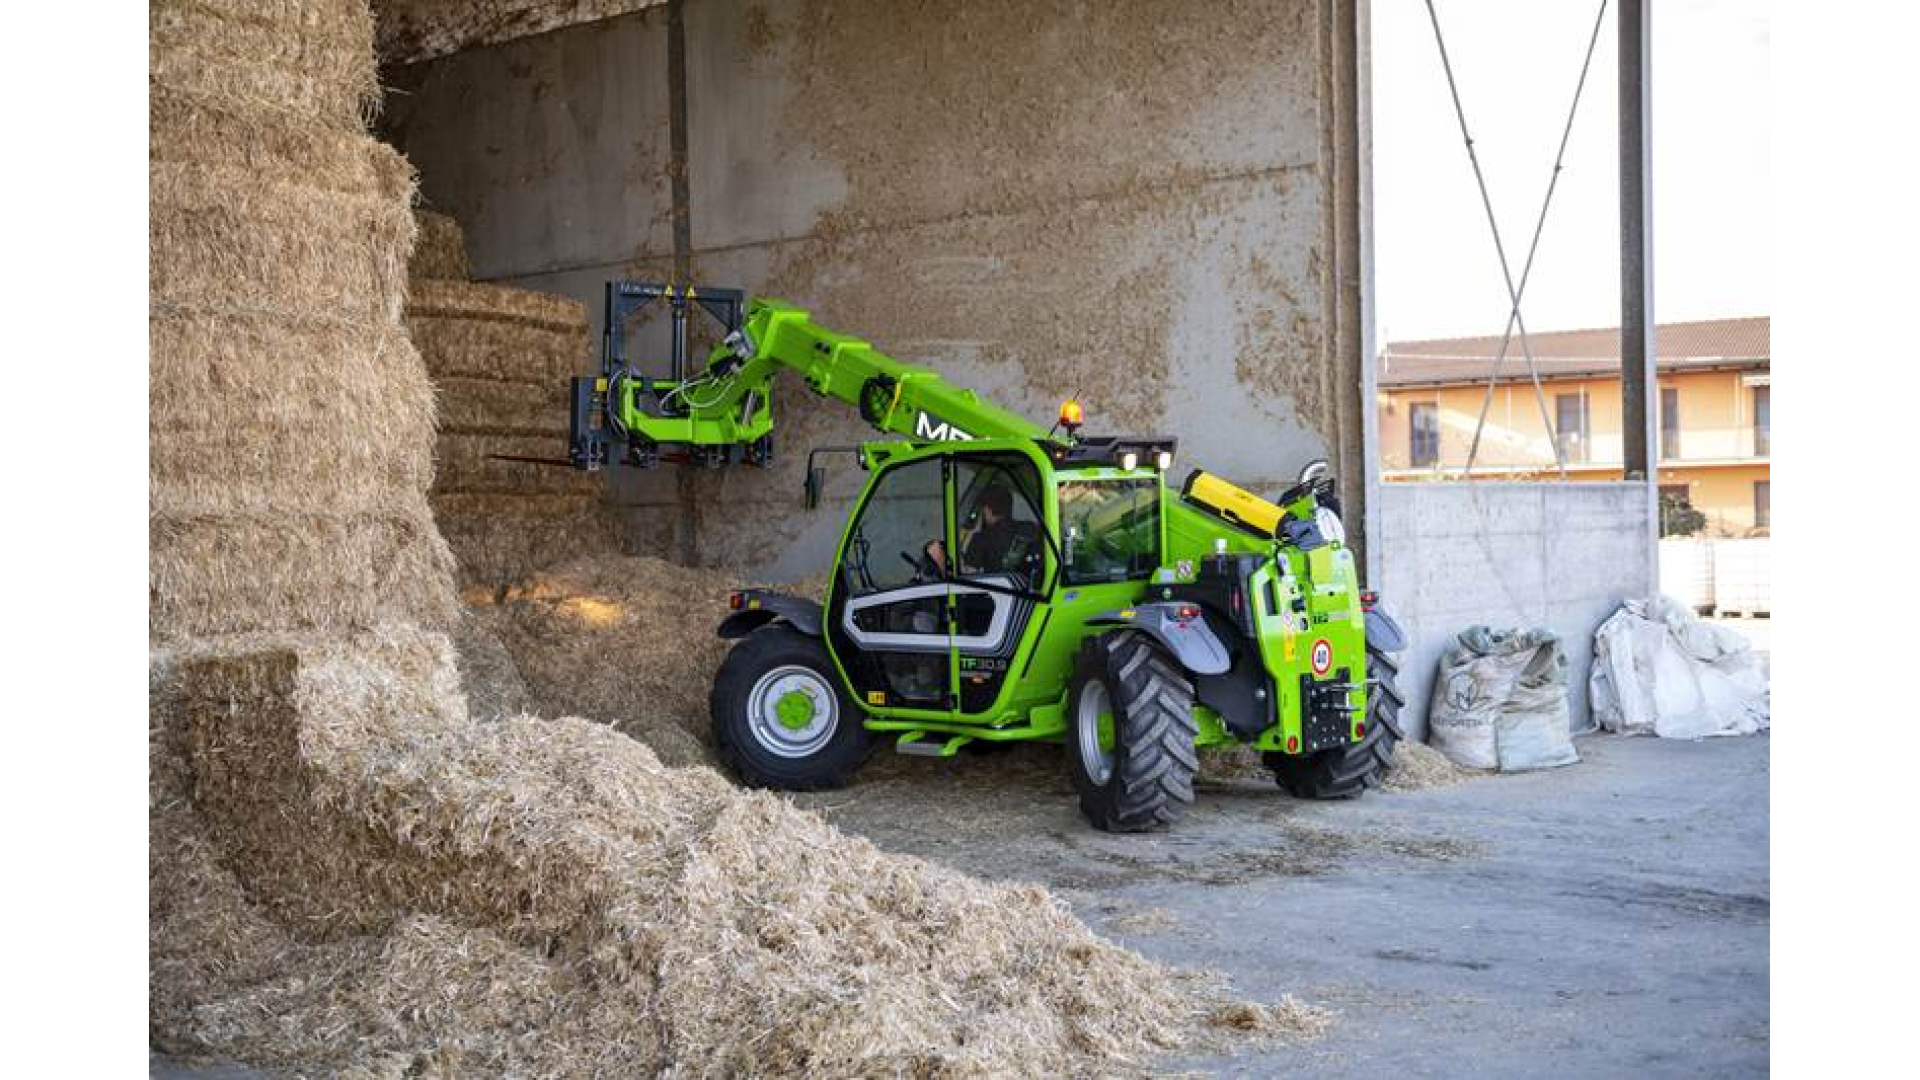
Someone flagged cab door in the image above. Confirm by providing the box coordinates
[827,454,954,713]
[947,451,1050,717]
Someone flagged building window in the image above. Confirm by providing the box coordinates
[1555,391,1590,464]
[1753,385,1770,457]
[1410,402,1440,468]
[1660,386,1681,460]
[1754,480,1770,531]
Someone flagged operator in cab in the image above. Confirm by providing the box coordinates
[924,482,1020,577]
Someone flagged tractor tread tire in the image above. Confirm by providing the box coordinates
[1266,644,1404,800]
[1067,630,1199,832]
[710,626,871,791]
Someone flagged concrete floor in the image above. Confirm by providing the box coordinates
[800,731,1771,1077]
[153,732,1768,1078]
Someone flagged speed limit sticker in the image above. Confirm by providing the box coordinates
[1310,639,1333,675]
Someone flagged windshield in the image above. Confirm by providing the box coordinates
[1058,477,1160,584]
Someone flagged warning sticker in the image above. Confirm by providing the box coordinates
[1310,639,1333,675]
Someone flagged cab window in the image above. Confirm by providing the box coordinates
[843,457,943,595]
[1059,478,1160,584]
[951,455,1047,588]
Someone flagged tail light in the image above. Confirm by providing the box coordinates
[1359,590,1378,612]
[729,592,744,611]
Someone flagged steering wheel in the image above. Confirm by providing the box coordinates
[901,546,941,582]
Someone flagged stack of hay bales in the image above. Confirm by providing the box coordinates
[150,0,456,649]
[402,213,622,595]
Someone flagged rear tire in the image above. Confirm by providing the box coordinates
[1066,630,1200,832]
[711,626,871,790]
[1266,645,1405,798]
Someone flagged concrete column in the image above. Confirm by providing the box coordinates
[1619,0,1658,591]
[1619,0,1656,482]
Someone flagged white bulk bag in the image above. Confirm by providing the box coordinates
[1590,596,1770,739]
[1426,626,1580,773]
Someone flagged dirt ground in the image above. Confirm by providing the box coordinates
[153,732,1768,1077]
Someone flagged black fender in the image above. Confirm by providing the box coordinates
[1363,601,1407,654]
[1085,603,1231,675]
[717,589,824,639]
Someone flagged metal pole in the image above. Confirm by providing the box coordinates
[1619,0,1657,481]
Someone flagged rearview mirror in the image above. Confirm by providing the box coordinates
[1297,458,1330,485]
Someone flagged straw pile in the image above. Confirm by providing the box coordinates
[470,555,743,765]
[154,623,1267,1075]
[405,271,621,593]
[1380,740,1479,793]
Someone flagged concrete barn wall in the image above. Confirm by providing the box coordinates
[1376,482,1656,739]
[384,0,1369,581]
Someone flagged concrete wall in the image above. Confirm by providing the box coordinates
[1375,482,1656,739]
[383,0,1369,580]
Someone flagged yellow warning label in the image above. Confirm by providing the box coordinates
[866,690,886,705]
[595,377,609,391]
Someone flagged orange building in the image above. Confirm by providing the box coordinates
[1377,317,1769,536]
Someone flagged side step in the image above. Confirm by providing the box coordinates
[894,731,975,758]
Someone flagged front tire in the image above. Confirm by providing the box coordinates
[711,627,871,790]
[1266,645,1405,798]
[1066,630,1200,832]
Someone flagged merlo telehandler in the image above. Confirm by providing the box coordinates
[566,282,1408,831]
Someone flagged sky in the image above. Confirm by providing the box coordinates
[1371,0,1770,344]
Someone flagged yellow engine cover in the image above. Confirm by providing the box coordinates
[1181,470,1285,538]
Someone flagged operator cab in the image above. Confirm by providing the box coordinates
[826,435,1173,720]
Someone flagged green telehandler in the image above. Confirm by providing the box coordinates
[566,282,1407,831]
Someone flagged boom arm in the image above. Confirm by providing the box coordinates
[570,284,1055,470]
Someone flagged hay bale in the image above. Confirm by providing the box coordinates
[152,0,380,129]
[410,209,470,280]
[149,316,440,519]
[406,280,589,384]
[151,157,415,322]
[431,375,566,434]
[151,511,456,646]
